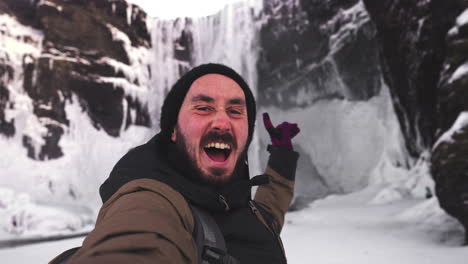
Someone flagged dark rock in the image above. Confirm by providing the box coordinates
[6,0,153,160]
[0,0,40,28]
[22,127,64,160]
[331,20,381,100]
[362,0,465,157]
[38,124,64,160]
[37,0,128,64]
[125,96,150,129]
[174,19,194,63]
[431,2,468,243]
[22,135,36,159]
[70,75,124,137]
[258,0,381,109]
[0,62,15,137]
[22,54,35,93]
[432,123,468,243]
[438,11,468,136]
[167,18,196,75]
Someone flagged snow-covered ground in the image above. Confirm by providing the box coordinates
[283,187,467,264]
[0,186,466,264]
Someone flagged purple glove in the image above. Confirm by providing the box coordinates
[262,112,300,151]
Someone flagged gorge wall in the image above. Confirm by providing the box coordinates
[0,0,451,235]
[363,0,468,241]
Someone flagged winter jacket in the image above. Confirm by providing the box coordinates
[63,134,298,264]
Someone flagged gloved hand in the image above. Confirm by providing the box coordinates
[262,112,300,151]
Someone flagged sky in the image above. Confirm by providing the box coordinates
[126,0,246,19]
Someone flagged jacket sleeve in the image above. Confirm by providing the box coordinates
[254,145,299,233]
[67,179,197,264]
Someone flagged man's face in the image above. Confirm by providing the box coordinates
[172,73,249,185]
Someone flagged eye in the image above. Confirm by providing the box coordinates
[228,109,241,115]
[227,107,245,117]
[195,105,213,113]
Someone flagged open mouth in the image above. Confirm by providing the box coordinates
[203,142,232,162]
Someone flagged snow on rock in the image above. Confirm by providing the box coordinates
[0,14,45,151]
[104,23,151,103]
[41,1,63,13]
[456,8,468,27]
[448,61,468,84]
[433,111,468,149]
[322,1,370,52]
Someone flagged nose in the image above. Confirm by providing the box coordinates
[211,110,231,133]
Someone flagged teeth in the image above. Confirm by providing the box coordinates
[204,142,231,150]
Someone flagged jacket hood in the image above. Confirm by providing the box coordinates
[99,134,268,212]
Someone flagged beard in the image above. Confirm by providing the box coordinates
[173,127,247,188]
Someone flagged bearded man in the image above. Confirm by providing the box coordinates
[65,63,300,264]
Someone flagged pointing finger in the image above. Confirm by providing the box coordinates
[262,112,274,129]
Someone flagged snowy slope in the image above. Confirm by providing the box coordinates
[283,188,467,264]
[0,188,466,264]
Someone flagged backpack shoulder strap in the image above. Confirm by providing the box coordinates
[189,204,240,264]
[49,247,81,264]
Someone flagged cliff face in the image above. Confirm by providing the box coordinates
[432,6,468,242]
[1,0,151,160]
[258,0,381,109]
[256,0,408,207]
[362,0,464,156]
[363,0,468,242]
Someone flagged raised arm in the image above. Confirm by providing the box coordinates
[254,113,300,232]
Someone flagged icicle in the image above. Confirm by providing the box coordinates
[126,5,132,25]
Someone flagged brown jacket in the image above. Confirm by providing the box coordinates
[61,165,294,264]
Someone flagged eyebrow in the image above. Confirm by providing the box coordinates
[191,94,214,103]
[228,98,246,106]
[191,94,246,106]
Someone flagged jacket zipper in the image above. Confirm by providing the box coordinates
[248,200,288,264]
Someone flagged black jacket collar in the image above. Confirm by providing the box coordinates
[99,134,268,212]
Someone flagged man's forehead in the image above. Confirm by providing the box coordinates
[186,73,246,101]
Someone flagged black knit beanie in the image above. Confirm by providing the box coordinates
[160,63,256,147]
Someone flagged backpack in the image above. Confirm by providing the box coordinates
[49,205,239,264]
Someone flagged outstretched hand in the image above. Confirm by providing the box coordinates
[262,112,300,151]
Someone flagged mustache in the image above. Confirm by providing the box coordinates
[201,131,236,149]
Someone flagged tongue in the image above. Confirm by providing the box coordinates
[206,149,226,162]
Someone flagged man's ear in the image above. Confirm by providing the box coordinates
[171,128,177,142]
